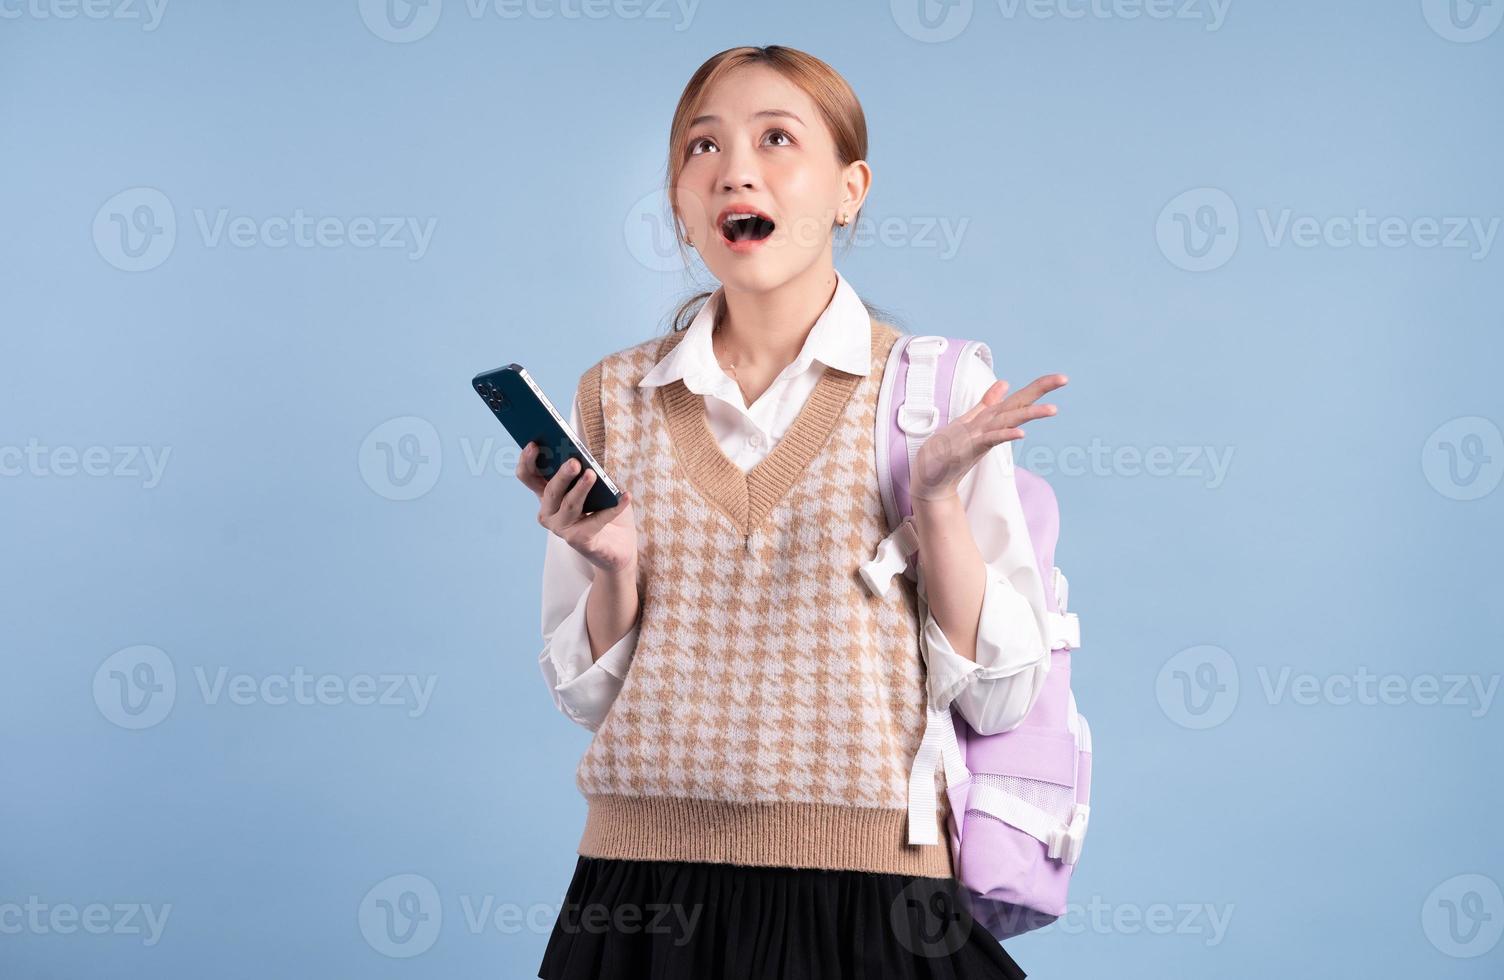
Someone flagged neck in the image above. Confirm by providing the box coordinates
[714,261,840,372]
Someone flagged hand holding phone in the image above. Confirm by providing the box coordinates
[516,444,637,574]
[472,363,635,572]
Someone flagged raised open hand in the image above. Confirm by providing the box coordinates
[911,374,1068,501]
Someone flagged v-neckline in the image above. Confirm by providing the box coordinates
[653,321,876,538]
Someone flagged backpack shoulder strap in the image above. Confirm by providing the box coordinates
[862,334,990,598]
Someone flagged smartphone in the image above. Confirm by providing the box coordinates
[472,363,622,513]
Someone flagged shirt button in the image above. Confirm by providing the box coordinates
[748,432,764,449]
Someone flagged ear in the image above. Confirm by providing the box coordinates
[839,159,873,223]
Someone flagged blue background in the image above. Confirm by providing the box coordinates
[3,0,1501,976]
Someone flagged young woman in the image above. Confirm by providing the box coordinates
[520,45,1067,980]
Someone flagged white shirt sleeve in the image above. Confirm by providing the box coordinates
[915,347,1054,737]
[536,396,638,731]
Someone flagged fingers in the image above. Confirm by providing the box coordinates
[957,380,1010,422]
[982,427,1027,445]
[968,401,1057,448]
[569,490,632,540]
[540,457,587,523]
[1001,373,1069,409]
[986,402,1057,430]
[515,442,550,495]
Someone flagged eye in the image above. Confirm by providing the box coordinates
[765,129,793,147]
[688,136,717,156]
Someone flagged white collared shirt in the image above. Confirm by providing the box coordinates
[538,269,1053,736]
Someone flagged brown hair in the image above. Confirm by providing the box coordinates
[660,45,902,333]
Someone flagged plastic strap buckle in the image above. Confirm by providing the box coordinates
[1046,803,1090,865]
[1049,611,1081,651]
[858,518,920,598]
[898,403,940,436]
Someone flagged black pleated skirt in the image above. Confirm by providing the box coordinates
[537,855,1027,980]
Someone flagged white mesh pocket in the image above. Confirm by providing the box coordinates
[969,773,1075,825]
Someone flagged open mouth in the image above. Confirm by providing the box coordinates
[719,211,776,244]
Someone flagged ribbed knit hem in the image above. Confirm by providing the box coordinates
[578,793,954,879]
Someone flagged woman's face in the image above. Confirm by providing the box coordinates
[674,64,869,294]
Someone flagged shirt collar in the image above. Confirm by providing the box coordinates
[637,268,873,396]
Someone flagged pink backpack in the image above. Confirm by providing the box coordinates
[858,334,1093,940]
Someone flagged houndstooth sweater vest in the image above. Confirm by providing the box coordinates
[570,317,952,878]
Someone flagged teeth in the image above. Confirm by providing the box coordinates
[725,212,760,222]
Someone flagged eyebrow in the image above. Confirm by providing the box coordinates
[688,109,805,128]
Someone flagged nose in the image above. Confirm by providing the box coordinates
[716,137,761,193]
